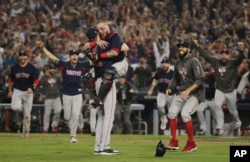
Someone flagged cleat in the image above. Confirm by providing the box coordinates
[43,130,48,134]
[52,126,58,133]
[215,129,223,136]
[182,141,197,152]
[100,149,120,155]
[197,129,206,136]
[70,136,77,143]
[93,150,101,155]
[160,116,168,130]
[166,139,179,150]
[233,128,241,136]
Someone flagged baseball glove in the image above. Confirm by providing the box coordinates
[155,140,166,157]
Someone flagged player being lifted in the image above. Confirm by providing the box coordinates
[82,21,129,155]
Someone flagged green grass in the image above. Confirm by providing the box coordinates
[0,133,249,162]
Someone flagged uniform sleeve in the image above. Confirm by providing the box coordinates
[197,46,216,64]
[168,65,178,90]
[233,50,245,66]
[192,59,205,87]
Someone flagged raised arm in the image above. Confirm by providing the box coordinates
[193,39,216,63]
[36,41,59,63]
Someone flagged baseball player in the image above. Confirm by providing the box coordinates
[194,40,245,136]
[37,41,92,143]
[39,64,62,133]
[147,56,174,130]
[7,50,40,138]
[83,22,129,155]
[237,61,250,100]
[196,65,217,135]
[166,40,205,152]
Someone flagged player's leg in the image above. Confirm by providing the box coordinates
[157,92,168,130]
[94,78,103,153]
[70,94,82,142]
[181,96,199,152]
[43,99,53,133]
[89,100,97,135]
[100,83,119,154]
[214,89,226,135]
[112,58,128,77]
[91,67,117,107]
[11,89,23,132]
[51,97,62,133]
[225,89,241,136]
[167,95,183,150]
[77,112,84,134]
[22,92,34,138]
[196,101,208,135]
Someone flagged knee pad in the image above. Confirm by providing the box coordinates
[103,66,117,81]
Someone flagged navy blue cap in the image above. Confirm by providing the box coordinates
[86,27,98,41]
[19,50,27,56]
[176,39,190,48]
[161,56,170,63]
[220,49,229,55]
[69,49,79,55]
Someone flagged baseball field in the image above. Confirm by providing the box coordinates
[0,133,249,162]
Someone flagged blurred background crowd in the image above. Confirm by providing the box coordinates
[1,0,250,89]
[1,0,250,134]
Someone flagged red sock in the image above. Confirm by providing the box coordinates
[185,120,194,142]
[169,119,177,140]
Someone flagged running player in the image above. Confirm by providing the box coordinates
[147,56,174,130]
[39,63,62,133]
[7,50,40,138]
[194,40,245,136]
[36,41,92,143]
[166,39,205,152]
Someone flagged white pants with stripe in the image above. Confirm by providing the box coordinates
[11,88,34,133]
[214,89,241,130]
[62,94,82,137]
[94,78,116,151]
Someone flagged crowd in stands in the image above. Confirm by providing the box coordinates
[1,0,250,134]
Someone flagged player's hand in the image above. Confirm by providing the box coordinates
[36,41,44,48]
[97,40,108,49]
[147,90,153,96]
[7,91,12,98]
[165,89,171,99]
[27,88,33,95]
[180,90,190,101]
[192,39,199,47]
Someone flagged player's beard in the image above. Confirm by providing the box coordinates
[178,50,188,60]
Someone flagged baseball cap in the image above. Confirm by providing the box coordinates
[19,50,27,56]
[176,39,190,48]
[69,49,79,56]
[220,49,229,55]
[86,27,98,41]
[161,56,170,63]
[48,63,56,69]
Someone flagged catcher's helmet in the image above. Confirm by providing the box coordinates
[155,140,166,157]
[86,27,98,41]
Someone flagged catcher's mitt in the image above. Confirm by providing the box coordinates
[155,140,166,157]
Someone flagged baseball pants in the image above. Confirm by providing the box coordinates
[167,95,199,122]
[196,100,216,131]
[214,89,241,130]
[43,97,62,131]
[94,78,116,151]
[62,94,83,137]
[112,58,128,77]
[11,88,33,133]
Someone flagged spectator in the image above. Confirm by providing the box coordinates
[114,75,137,134]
